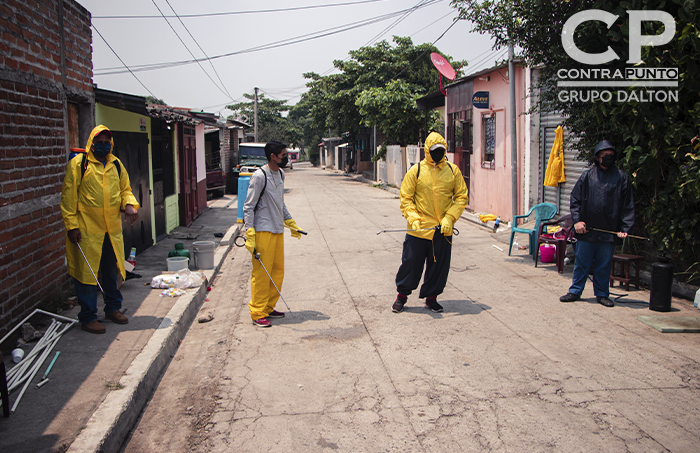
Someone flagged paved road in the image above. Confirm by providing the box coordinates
[124,164,700,452]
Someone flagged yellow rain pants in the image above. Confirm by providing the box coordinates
[249,231,284,320]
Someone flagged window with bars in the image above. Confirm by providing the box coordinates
[482,115,496,168]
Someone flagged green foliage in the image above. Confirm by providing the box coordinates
[227,93,293,143]
[453,0,700,279]
[145,95,166,105]
[356,80,426,145]
[371,142,388,162]
[299,36,465,144]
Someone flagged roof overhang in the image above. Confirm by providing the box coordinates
[95,88,147,115]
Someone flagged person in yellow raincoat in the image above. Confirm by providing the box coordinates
[392,132,469,313]
[61,125,139,334]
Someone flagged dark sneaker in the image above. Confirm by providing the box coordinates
[425,296,443,313]
[252,317,271,327]
[392,295,407,313]
[559,293,581,302]
[268,310,285,318]
[106,311,128,324]
[82,320,106,334]
[597,296,614,307]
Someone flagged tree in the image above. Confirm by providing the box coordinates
[145,95,166,105]
[227,93,292,143]
[300,36,465,144]
[356,80,442,145]
[452,0,700,280]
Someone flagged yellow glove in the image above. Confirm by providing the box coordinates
[440,217,453,236]
[244,227,256,255]
[285,219,302,239]
[411,220,421,231]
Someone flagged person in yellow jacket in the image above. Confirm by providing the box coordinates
[243,140,303,327]
[392,132,469,313]
[61,125,139,334]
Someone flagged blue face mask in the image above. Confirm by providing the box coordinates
[93,142,111,158]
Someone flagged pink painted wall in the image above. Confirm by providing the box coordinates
[466,65,526,222]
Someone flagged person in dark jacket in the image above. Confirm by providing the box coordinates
[560,140,634,307]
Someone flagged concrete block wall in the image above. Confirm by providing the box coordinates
[0,0,94,335]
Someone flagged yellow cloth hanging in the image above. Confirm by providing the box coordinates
[544,126,566,187]
[478,214,497,223]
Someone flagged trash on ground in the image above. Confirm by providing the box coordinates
[492,245,503,252]
[198,312,214,323]
[161,289,186,297]
[151,269,205,289]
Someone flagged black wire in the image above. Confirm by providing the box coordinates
[93,0,395,19]
[164,0,235,100]
[94,1,442,75]
[150,0,233,101]
[91,24,157,98]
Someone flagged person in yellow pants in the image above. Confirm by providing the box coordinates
[242,140,303,327]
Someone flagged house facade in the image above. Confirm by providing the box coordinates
[0,0,94,334]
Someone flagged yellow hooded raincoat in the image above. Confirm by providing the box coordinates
[544,126,565,187]
[61,125,139,284]
[400,132,469,240]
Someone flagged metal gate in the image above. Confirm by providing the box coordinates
[539,113,588,216]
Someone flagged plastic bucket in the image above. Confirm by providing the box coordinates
[237,173,253,224]
[540,244,556,263]
[193,241,216,269]
[167,256,189,271]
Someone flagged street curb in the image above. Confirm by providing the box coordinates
[67,223,242,453]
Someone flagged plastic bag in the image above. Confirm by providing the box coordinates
[150,269,205,289]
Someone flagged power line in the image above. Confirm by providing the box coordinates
[363,0,434,47]
[150,0,233,100]
[91,24,157,99]
[93,0,394,19]
[94,1,442,76]
[164,0,234,100]
[391,15,461,81]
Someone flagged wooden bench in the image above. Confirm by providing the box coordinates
[610,254,644,291]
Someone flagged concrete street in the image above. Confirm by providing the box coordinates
[124,164,700,453]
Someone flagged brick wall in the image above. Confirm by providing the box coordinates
[0,0,93,335]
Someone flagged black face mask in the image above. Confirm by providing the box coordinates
[277,155,289,168]
[430,149,445,163]
[93,142,111,159]
[599,154,616,168]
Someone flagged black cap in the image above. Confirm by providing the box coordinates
[594,140,615,155]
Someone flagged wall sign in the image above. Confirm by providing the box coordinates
[472,91,489,109]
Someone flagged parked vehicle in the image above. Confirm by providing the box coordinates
[231,143,267,194]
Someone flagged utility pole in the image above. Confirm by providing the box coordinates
[508,44,518,224]
[254,87,259,142]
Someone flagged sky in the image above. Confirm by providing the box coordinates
[79,0,500,118]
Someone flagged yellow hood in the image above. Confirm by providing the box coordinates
[86,124,115,161]
[424,131,447,165]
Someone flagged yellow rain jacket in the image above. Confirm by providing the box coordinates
[544,126,565,187]
[61,125,139,284]
[400,132,469,240]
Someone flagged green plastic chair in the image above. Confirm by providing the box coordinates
[508,203,558,260]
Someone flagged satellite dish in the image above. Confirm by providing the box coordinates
[430,52,456,80]
[430,52,458,96]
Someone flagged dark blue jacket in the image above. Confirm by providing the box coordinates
[570,165,635,243]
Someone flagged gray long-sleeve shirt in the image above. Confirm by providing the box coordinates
[243,165,291,233]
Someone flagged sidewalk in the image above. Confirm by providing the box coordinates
[0,195,242,453]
